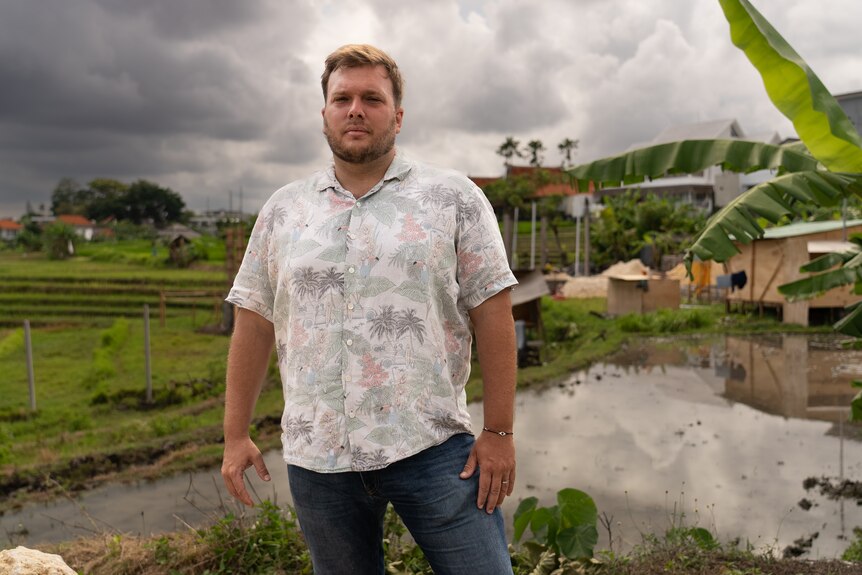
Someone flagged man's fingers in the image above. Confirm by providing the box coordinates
[223,470,248,506]
[506,468,516,496]
[459,447,477,479]
[485,476,503,513]
[476,470,491,510]
[252,453,271,482]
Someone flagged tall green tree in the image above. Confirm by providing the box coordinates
[525,140,546,167]
[558,138,579,168]
[589,191,706,271]
[85,178,129,222]
[569,0,862,334]
[496,136,523,169]
[50,178,86,216]
[124,180,186,227]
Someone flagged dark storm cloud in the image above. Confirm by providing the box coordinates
[0,1,272,139]
[92,0,266,39]
[0,0,321,214]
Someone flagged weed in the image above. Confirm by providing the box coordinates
[199,500,311,574]
[842,527,862,562]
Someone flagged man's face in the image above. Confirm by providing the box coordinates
[322,65,403,164]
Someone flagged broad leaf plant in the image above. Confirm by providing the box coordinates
[568,0,862,415]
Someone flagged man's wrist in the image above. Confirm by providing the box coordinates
[482,426,514,437]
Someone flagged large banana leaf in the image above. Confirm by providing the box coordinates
[684,171,856,265]
[720,0,862,173]
[569,139,818,191]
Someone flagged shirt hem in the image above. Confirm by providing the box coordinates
[280,430,475,473]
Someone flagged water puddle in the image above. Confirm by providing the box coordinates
[4,333,862,559]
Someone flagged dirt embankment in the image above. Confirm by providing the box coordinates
[0,415,282,513]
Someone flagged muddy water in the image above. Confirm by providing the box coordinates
[4,333,862,558]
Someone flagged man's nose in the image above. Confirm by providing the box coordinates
[348,98,365,119]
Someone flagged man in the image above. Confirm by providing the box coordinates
[222,44,517,575]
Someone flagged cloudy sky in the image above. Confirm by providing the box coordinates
[1,0,860,219]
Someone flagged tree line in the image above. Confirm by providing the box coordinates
[49,177,187,227]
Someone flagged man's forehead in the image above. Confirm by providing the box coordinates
[329,65,392,89]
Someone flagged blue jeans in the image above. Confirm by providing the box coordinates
[287,433,513,575]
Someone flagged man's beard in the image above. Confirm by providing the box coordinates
[324,116,398,164]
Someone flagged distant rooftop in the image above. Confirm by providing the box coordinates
[763,219,862,239]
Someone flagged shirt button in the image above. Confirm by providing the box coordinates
[346,339,353,346]
[347,303,354,310]
[348,266,355,273]
[355,201,362,208]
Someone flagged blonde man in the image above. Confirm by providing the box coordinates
[222,44,517,575]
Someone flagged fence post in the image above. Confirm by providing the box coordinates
[144,304,153,404]
[24,320,35,412]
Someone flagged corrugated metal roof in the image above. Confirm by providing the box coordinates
[762,219,862,239]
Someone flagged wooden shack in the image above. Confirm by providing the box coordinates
[511,269,551,366]
[724,219,862,326]
[606,274,680,316]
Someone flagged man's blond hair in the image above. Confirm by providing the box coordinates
[321,44,403,108]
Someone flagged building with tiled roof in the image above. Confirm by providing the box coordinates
[0,219,22,241]
[470,165,595,218]
[56,214,97,240]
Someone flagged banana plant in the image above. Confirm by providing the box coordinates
[568,0,862,334]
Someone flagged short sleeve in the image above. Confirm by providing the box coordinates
[225,200,276,322]
[455,182,518,310]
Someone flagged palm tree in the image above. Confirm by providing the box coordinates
[525,140,546,168]
[496,137,523,170]
[292,267,320,300]
[558,138,579,169]
[396,309,426,344]
[569,0,862,335]
[369,305,398,341]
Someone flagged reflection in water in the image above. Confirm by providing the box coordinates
[3,334,862,559]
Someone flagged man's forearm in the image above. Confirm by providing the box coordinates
[469,290,516,430]
[224,308,276,441]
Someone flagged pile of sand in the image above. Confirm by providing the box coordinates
[600,259,649,277]
[559,276,609,298]
[557,259,652,299]
[560,259,650,298]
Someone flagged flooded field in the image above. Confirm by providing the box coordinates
[4,333,862,558]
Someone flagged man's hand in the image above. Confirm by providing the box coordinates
[221,436,271,507]
[459,431,516,513]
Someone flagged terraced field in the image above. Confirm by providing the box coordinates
[0,251,228,328]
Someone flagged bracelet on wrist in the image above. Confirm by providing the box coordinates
[483,426,514,437]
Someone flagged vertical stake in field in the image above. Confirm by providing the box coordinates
[24,320,35,411]
[144,304,153,404]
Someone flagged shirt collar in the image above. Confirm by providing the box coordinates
[315,148,413,194]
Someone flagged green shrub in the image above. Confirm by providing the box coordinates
[842,527,862,562]
[513,488,598,560]
[42,222,78,260]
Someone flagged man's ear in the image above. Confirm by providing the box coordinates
[395,107,404,133]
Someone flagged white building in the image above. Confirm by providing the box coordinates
[596,119,781,212]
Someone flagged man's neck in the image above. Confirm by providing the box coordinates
[333,149,396,199]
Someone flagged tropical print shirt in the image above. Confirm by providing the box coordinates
[227,150,517,472]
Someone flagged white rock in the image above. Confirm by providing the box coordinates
[0,546,76,575]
